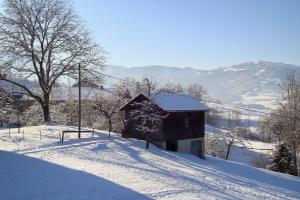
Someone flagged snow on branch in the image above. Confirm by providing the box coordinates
[129,95,168,149]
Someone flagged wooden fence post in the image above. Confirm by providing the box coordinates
[61,131,64,143]
[22,129,24,139]
[8,126,10,138]
[92,129,94,138]
[39,130,41,140]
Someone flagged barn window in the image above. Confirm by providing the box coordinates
[185,117,191,128]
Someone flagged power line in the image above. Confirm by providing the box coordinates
[200,99,271,116]
[98,72,149,87]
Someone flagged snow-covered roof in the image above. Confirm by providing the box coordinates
[0,80,34,99]
[0,80,31,94]
[150,93,209,112]
[120,92,209,112]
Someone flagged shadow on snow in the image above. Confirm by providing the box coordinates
[0,150,150,200]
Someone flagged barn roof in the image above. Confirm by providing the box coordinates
[150,93,209,111]
[120,92,209,112]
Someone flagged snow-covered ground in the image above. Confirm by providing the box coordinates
[240,92,278,110]
[228,141,274,166]
[1,125,300,200]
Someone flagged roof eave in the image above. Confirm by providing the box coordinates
[119,93,150,111]
[165,109,210,112]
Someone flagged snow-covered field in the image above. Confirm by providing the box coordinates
[205,125,275,166]
[1,125,300,200]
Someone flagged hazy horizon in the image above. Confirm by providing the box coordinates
[106,60,300,70]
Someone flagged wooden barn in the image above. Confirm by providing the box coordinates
[120,92,209,158]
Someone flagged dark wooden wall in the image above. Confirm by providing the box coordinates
[162,111,205,141]
[122,109,205,142]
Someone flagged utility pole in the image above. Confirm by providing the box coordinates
[18,115,20,133]
[78,63,81,139]
[9,68,13,132]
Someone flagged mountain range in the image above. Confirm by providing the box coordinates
[105,61,300,110]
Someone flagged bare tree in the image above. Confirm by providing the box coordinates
[224,111,246,160]
[112,78,138,100]
[0,89,12,126]
[264,72,300,175]
[0,0,105,122]
[261,109,287,143]
[161,83,184,93]
[140,78,158,96]
[186,83,207,101]
[51,99,78,126]
[0,88,9,104]
[205,133,227,158]
[22,101,44,126]
[128,78,170,149]
[93,93,124,138]
[0,88,22,128]
[130,97,168,149]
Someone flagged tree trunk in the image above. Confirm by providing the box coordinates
[108,119,112,138]
[225,142,232,160]
[41,94,51,123]
[292,140,299,176]
[42,104,51,123]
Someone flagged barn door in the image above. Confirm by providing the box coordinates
[191,139,204,159]
[166,141,178,151]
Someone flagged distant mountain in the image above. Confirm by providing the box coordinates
[105,61,300,110]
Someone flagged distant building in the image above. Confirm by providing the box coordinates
[0,79,112,105]
[71,78,101,88]
[0,80,26,100]
[47,78,109,101]
[120,93,209,158]
[52,85,111,101]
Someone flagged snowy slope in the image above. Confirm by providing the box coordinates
[1,125,300,200]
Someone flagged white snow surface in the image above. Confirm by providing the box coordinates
[255,69,265,75]
[150,93,209,112]
[1,125,300,200]
[223,67,248,72]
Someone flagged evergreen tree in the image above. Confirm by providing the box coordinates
[269,144,297,176]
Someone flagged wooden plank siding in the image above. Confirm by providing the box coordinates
[123,109,164,141]
[162,111,205,141]
[122,109,205,142]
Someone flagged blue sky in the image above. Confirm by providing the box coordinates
[74,0,300,69]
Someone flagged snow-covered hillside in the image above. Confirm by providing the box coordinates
[1,126,300,200]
